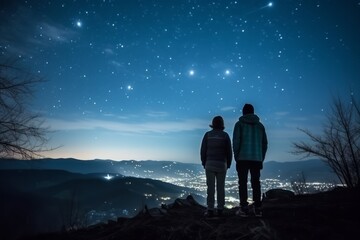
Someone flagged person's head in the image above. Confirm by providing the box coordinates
[210,116,225,130]
[242,103,254,115]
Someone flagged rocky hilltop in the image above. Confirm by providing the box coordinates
[23,187,359,240]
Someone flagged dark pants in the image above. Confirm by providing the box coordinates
[236,163,262,208]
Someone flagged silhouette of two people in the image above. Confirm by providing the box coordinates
[201,103,268,217]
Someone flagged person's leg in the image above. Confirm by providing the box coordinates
[206,169,216,211]
[236,163,249,207]
[250,167,261,208]
[216,171,226,211]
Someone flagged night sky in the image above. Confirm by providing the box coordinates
[1,0,359,163]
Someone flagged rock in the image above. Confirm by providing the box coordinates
[264,188,295,200]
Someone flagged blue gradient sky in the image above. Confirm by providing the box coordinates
[1,0,359,163]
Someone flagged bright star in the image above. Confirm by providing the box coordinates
[225,69,231,75]
[76,20,82,27]
[254,2,274,13]
[189,70,195,76]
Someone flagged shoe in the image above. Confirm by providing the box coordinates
[204,210,214,217]
[217,209,223,216]
[236,206,249,217]
[254,207,262,217]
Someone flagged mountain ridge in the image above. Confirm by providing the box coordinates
[0,158,338,182]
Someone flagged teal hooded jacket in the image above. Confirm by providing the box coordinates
[232,114,268,165]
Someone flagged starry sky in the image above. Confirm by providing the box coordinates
[1,0,359,163]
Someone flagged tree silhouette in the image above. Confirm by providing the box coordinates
[0,62,51,159]
[293,96,360,189]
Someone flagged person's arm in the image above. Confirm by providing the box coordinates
[226,133,232,168]
[262,126,268,161]
[200,132,208,167]
[232,122,241,161]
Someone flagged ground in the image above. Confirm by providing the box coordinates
[23,187,360,240]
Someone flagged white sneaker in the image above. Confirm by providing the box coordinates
[236,207,249,217]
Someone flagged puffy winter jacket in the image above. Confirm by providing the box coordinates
[200,129,232,172]
[233,114,268,163]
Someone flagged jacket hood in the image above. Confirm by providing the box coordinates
[239,114,260,124]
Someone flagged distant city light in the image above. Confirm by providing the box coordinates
[104,174,113,180]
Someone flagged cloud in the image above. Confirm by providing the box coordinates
[0,6,36,55]
[110,60,123,67]
[104,48,115,55]
[210,61,228,70]
[0,4,77,56]
[38,22,76,43]
[47,117,207,134]
[275,111,289,117]
[221,106,236,112]
[145,111,169,118]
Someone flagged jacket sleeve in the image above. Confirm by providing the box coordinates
[200,132,207,167]
[232,122,241,161]
[226,133,232,168]
[262,126,268,161]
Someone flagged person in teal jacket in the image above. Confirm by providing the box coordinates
[201,116,232,217]
[233,103,268,217]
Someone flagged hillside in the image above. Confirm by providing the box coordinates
[22,187,360,240]
[0,169,195,240]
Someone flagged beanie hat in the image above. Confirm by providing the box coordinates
[210,116,225,130]
[242,103,254,115]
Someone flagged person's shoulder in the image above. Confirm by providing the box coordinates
[213,129,229,137]
[257,119,265,126]
[203,131,211,136]
[222,130,230,136]
[234,120,242,126]
[257,121,266,130]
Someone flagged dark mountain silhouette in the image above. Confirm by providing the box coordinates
[0,169,199,240]
[0,169,91,192]
[0,158,339,182]
[22,187,360,240]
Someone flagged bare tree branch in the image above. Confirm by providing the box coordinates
[0,61,54,159]
[292,96,360,189]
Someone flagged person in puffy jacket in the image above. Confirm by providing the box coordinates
[200,116,232,217]
[233,103,268,217]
